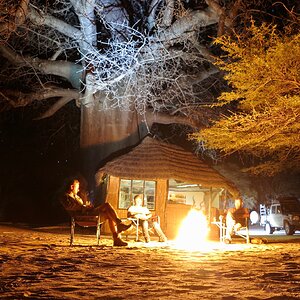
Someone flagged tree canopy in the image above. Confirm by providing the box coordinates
[0,0,224,120]
[1,1,295,119]
[191,21,300,175]
[0,0,299,177]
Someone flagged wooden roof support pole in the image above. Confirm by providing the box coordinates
[208,187,212,225]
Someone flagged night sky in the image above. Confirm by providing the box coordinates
[0,102,81,225]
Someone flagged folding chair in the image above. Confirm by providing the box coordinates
[212,215,250,244]
[69,213,103,246]
[123,216,161,241]
[234,218,250,243]
[127,217,140,241]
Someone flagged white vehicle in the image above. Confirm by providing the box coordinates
[260,197,300,235]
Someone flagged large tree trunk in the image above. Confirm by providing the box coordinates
[80,91,147,198]
[79,66,196,198]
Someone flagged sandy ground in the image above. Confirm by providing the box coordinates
[0,223,300,300]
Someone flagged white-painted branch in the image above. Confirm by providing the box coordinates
[156,7,219,43]
[28,6,82,41]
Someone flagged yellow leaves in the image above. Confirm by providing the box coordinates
[191,23,300,174]
[214,24,300,111]
[192,97,300,173]
[198,97,300,149]
[215,22,280,61]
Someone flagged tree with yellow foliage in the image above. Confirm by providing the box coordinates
[191,22,300,175]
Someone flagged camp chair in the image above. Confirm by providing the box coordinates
[123,216,161,242]
[212,215,250,244]
[68,213,103,246]
[126,217,140,241]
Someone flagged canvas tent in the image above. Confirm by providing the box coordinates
[95,137,240,238]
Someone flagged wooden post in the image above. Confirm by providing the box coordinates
[209,187,212,224]
[70,217,75,246]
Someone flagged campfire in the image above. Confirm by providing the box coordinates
[173,208,253,252]
[174,208,209,250]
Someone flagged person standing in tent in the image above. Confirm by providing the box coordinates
[61,178,131,246]
[127,194,167,243]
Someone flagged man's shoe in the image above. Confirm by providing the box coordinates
[224,238,231,244]
[117,223,131,233]
[113,237,128,247]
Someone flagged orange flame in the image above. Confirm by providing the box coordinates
[174,208,209,250]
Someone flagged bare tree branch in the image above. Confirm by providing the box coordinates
[69,0,97,52]
[144,110,197,129]
[147,0,162,31]
[156,6,219,44]
[0,87,79,109]
[28,5,82,41]
[205,0,225,17]
[161,0,175,28]
[205,0,242,34]
[35,94,80,120]
[0,44,83,88]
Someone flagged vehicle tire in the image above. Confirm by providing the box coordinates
[284,222,294,235]
[265,222,274,234]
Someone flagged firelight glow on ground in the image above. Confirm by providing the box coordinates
[1,223,300,300]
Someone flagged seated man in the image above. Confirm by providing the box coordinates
[61,178,131,246]
[225,198,250,243]
[127,194,167,243]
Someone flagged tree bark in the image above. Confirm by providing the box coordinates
[0,0,29,38]
[80,90,142,195]
[79,88,196,197]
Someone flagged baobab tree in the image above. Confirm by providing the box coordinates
[0,0,229,185]
[0,0,297,192]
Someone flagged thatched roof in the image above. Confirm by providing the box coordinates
[96,137,239,197]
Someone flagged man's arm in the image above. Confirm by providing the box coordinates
[61,194,84,212]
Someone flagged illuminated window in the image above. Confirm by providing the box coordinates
[168,179,204,209]
[118,179,156,210]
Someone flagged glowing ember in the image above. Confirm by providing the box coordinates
[175,209,209,250]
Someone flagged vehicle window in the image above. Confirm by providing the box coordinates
[271,206,276,214]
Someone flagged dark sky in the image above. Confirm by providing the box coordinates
[0,102,81,225]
